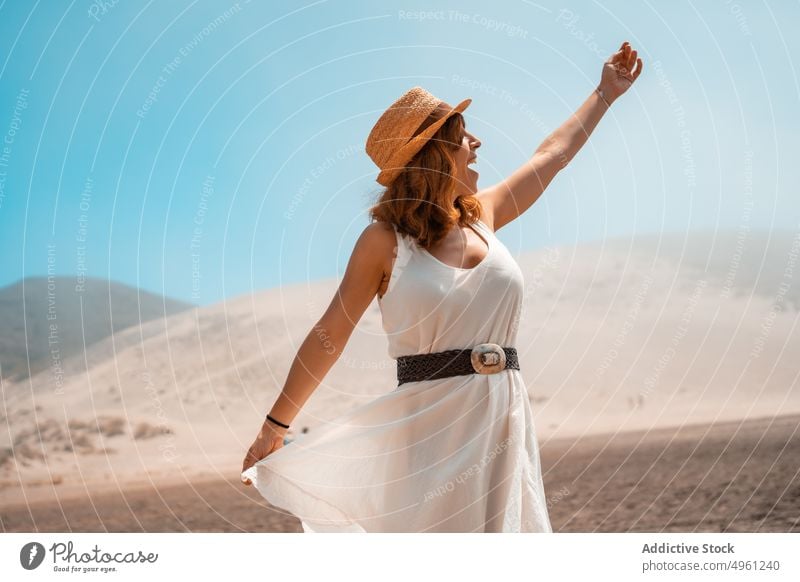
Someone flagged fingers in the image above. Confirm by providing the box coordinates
[632,57,643,80]
[614,41,642,82]
[608,41,626,63]
[626,48,637,74]
[241,449,260,485]
[241,432,290,487]
[241,446,260,485]
[241,464,253,486]
[611,41,633,65]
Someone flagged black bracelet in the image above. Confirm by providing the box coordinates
[266,414,290,429]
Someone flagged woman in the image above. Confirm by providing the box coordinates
[241,42,643,532]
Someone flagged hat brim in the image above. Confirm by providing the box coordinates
[376,97,472,187]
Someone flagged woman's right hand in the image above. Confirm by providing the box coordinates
[241,421,288,486]
[598,41,643,104]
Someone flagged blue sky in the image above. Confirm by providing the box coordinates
[0,0,797,306]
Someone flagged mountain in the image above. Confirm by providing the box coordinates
[0,276,194,382]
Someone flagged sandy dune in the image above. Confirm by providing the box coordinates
[1,228,798,531]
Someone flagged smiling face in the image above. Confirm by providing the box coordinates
[452,125,482,197]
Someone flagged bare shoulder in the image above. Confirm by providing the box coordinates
[360,220,396,250]
[352,221,397,272]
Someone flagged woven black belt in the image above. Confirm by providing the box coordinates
[396,343,519,386]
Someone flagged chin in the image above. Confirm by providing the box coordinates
[461,169,479,195]
[469,174,479,194]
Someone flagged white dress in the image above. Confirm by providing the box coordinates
[241,219,552,532]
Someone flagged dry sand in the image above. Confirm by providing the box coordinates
[2,414,797,532]
[2,230,799,532]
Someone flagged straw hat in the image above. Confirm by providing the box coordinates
[366,86,472,187]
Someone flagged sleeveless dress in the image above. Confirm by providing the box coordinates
[241,219,552,533]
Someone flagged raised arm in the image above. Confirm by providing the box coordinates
[241,222,394,484]
[478,41,643,231]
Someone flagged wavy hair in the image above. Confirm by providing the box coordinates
[367,104,483,249]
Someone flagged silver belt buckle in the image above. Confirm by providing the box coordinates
[470,343,506,374]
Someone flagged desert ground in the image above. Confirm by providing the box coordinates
[2,229,799,532]
[2,414,797,532]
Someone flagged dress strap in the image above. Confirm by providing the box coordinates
[472,218,493,237]
[383,222,414,298]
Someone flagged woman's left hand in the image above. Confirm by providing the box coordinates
[241,422,287,486]
[599,41,643,104]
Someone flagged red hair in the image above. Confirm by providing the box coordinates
[367,106,483,249]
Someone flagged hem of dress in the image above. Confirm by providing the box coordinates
[242,462,367,533]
